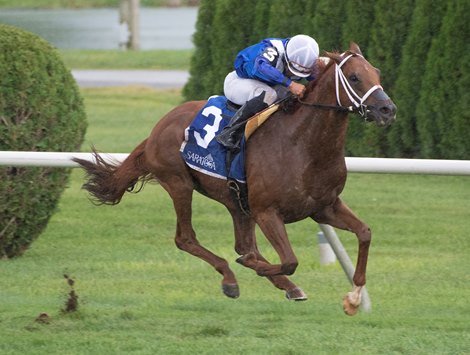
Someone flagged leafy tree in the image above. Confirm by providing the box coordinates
[387,0,446,157]
[0,25,87,258]
[250,0,272,42]
[416,0,470,158]
[368,0,415,91]
[341,0,375,55]
[309,0,344,51]
[341,0,375,156]
[360,0,414,156]
[209,0,257,95]
[184,0,468,159]
[303,0,318,38]
[182,0,216,100]
[267,0,310,38]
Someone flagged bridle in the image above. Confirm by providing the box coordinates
[298,53,383,120]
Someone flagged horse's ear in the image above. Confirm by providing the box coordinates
[349,42,363,56]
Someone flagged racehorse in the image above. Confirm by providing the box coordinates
[73,43,396,316]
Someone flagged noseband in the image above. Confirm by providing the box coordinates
[299,53,383,120]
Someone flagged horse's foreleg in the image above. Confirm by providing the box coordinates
[162,179,239,299]
[231,212,307,301]
[237,210,298,277]
[317,198,371,316]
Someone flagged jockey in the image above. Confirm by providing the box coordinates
[216,34,320,151]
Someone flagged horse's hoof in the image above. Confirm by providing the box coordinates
[222,283,240,299]
[285,287,308,301]
[342,294,359,316]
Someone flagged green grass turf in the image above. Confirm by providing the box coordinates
[59,49,192,70]
[1,87,469,354]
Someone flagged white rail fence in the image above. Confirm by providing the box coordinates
[1,151,470,175]
[2,151,469,312]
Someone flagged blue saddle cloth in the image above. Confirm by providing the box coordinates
[180,96,246,183]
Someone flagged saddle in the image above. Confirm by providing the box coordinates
[244,103,281,139]
[180,95,283,215]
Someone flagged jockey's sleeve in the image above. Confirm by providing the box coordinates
[253,56,292,87]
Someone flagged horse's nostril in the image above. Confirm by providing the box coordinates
[380,106,390,115]
[379,104,396,117]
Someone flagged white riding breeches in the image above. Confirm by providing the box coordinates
[223,71,288,106]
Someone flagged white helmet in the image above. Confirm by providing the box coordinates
[285,35,319,77]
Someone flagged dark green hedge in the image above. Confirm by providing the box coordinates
[183,0,469,159]
[0,25,87,258]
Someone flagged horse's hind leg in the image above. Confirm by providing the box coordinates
[231,211,307,301]
[161,178,239,299]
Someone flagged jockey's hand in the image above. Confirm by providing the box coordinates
[288,82,306,98]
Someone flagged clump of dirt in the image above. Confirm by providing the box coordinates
[35,312,50,324]
[63,274,78,312]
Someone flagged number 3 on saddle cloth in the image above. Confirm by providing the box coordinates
[180,95,279,214]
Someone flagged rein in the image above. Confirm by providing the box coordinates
[298,53,382,119]
[297,100,355,113]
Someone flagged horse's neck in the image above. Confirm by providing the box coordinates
[291,70,349,157]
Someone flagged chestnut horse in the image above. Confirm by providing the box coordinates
[74,43,396,315]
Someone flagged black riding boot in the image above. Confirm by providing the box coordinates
[216,92,268,152]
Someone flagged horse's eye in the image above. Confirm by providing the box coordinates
[349,74,359,82]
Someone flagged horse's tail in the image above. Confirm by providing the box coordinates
[73,139,152,205]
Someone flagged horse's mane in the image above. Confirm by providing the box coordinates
[281,53,338,113]
[305,53,338,94]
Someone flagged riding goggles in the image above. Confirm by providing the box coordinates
[285,59,313,78]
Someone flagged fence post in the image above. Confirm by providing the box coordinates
[317,231,336,265]
[119,0,140,50]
